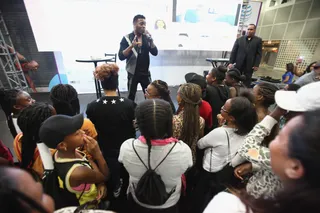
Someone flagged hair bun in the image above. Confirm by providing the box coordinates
[217,65,227,73]
[94,63,119,80]
[240,75,246,82]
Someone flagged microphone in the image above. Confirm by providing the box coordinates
[144,32,153,42]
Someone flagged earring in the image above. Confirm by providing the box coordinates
[64,147,67,151]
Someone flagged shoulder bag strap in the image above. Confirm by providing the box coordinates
[154,142,177,171]
[224,129,231,163]
[132,139,148,170]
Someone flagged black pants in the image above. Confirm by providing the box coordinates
[104,149,121,194]
[239,63,253,88]
[127,72,151,101]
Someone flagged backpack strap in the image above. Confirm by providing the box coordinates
[132,139,148,170]
[132,139,178,171]
[224,129,231,163]
[153,142,177,171]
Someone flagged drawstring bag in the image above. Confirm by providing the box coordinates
[132,140,177,206]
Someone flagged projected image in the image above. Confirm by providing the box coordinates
[175,1,238,26]
[24,0,242,93]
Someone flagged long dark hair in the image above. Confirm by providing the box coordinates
[178,83,202,147]
[18,103,53,169]
[286,63,294,74]
[50,84,80,116]
[151,80,176,114]
[135,99,173,166]
[229,91,257,135]
[241,109,320,213]
[0,167,49,213]
[0,88,22,137]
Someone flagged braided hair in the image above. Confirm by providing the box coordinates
[50,84,80,116]
[150,80,176,113]
[227,68,246,83]
[229,91,257,136]
[18,102,54,170]
[0,88,22,137]
[135,99,173,167]
[177,83,202,147]
[256,83,278,108]
[0,167,49,213]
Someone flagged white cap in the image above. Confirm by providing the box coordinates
[275,82,320,112]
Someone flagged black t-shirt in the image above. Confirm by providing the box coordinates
[135,35,151,76]
[204,85,229,128]
[86,96,136,153]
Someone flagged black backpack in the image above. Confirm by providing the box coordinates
[132,140,177,206]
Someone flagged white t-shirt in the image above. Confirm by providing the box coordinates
[203,192,249,213]
[119,139,193,209]
[197,126,246,172]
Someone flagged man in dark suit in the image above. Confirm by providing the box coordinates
[228,24,262,87]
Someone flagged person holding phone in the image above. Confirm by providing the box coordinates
[118,14,158,101]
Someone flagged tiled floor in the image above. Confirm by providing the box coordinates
[0,66,287,160]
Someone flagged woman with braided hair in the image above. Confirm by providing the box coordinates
[119,99,192,212]
[13,102,56,178]
[173,83,205,162]
[145,80,176,114]
[253,82,279,122]
[0,88,35,138]
[50,84,97,139]
[225,68,247,98]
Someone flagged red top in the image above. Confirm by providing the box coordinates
[199,100,212,129]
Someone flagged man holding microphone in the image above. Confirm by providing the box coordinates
[119,14,158,101]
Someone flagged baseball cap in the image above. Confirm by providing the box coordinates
[185,72,206,89]
[39,114,84,148]
[275,82,320,112]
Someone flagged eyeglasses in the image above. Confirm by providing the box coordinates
[221,106,229,113]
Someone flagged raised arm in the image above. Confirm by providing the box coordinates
[118,36,138,61]
[69,135,109,186]
[238,108,284,169]
[149,40,158,56]
[198,128,222,150]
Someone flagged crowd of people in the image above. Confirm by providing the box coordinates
[0,13,320,213]
[0,58,319,213]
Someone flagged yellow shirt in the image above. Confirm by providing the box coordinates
[13,133,55,178]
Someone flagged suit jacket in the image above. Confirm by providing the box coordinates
[229,35,262,74]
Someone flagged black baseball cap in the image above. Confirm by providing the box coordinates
[39,114,84,148]
[185,72,206,89]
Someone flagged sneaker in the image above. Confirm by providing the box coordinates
[113,178,123,198]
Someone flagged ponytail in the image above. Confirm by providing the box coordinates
[145,137,152,168]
